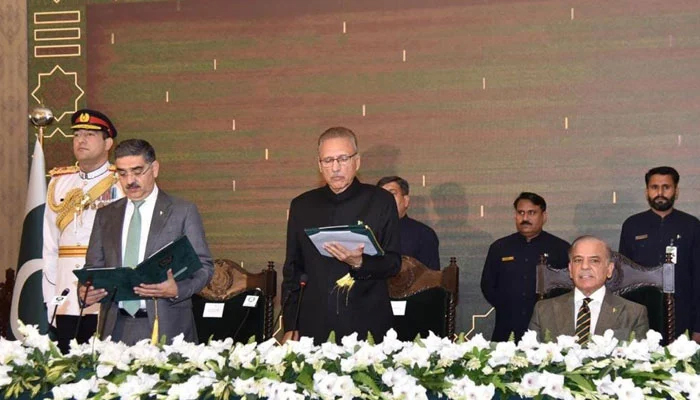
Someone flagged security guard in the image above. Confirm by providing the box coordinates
[480,192,570,342]
[619,166,700,343]
[42,109,123,353]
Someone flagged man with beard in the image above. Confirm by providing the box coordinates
[619,166,700,343]
[481,192,570,342]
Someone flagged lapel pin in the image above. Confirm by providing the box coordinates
[159,210,164,216]
[612,307,617,314]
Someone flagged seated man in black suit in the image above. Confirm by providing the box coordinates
[378,176,440,270]
[529,235,649,344]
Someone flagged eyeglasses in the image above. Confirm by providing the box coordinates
[319,152,357,168]
[116,163,152,178]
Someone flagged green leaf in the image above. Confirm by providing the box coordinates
[352,371,382,394]
[490,376,507,393]
[205,359,220,372]
[366,332,375,346]
[543,329,552,343]
[456,332,466,343]
[256,368,281,381]
[566,373,595,392]
[29,383,41,398]
[296,368,314,390]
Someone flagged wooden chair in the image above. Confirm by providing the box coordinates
[387,256,458,340]
[535,251,675,343]
[192,259,276,343]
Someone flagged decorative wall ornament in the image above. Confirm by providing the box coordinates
[30,65,84,123]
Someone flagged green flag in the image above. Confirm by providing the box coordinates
[9,140,48,339]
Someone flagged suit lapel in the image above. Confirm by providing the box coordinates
[595,291,622,335]
[145,190,172,256]
[555,292,576,336]
[107,198,127,267]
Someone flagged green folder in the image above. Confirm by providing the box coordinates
[304,223,384,257]
[73,235,203,302]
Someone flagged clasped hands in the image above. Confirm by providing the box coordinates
[323,242,364,268]
[77,269,179,306]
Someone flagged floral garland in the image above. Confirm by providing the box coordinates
[1,323,699,400]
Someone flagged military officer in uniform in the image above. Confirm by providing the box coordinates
[42,109,123,353]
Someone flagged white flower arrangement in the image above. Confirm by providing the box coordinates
[1,322,699,400]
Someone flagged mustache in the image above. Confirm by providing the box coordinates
[520,221,532,226]
[653,195,669,202]
[125,182,141,190]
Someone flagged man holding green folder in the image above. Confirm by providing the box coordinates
[78,139,213,345]
[281,127,402,344]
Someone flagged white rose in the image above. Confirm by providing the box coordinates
[518,330,540,351]
[644,330,663,353]
[517,372,543,397]
[668,335,700,360]
[341,332,359,350]
[17,323,52,353]
[464,333,490,351]
[488,341,517,368]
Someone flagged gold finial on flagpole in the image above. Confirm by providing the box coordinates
[29,106,54,147]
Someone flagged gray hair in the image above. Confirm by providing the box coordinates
[114,139,156,163]
[568,235,613,262]
[318,126,358,153]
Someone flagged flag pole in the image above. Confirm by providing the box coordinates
[8,107,54,339]
[28,106,53,147]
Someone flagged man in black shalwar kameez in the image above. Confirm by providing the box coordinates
[281,127,401,344]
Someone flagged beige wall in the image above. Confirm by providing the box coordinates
[0,0,28,279]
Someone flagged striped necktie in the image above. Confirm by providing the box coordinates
[575,297,592,345]
[122,200,145,317]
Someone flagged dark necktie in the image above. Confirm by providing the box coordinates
[575,297,592,345]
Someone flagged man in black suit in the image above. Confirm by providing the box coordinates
[619,166,700,343]
[79,139,213,345]
[481,192,570,341]
[377,176,440,270]
[281,127,401,344]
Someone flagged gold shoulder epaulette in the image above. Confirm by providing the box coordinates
[108,165,116,172]
[48,165,80,177]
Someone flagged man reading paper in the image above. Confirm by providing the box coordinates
[79,139,213,345]
[281,127,401,344]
